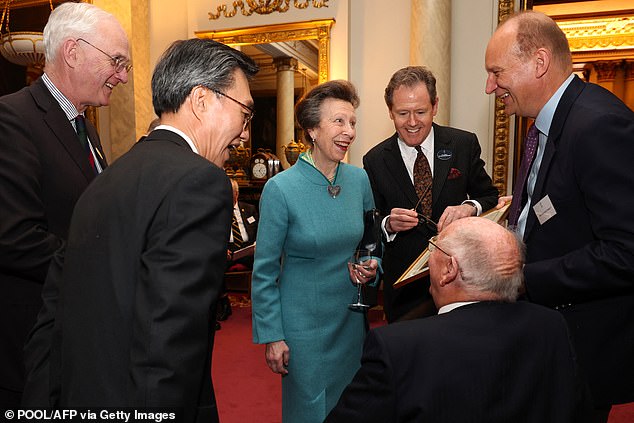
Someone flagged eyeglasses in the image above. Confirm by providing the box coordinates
[212,89,255,130]
[76,38,132,73]
[428,235,451,257]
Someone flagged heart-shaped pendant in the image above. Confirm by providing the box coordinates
[327,185,341,198]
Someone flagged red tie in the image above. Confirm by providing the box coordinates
[508,123,539,227]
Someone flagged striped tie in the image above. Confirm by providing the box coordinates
[231,213,243,250]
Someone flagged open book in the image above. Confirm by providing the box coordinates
[393,202,511,288]
[231,242,256,261]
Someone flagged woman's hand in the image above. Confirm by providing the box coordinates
[265,340,290,375]
[348,258,378,286]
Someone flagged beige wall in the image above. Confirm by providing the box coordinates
[102,0,502,176]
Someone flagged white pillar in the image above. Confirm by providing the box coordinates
[410,0,451,125]
[274,57,297,169]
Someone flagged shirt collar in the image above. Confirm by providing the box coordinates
[41,73,80,121]
[535,73,575,136]
[438,301,479,314]
[397,125,435,158]
[153,124,199,155]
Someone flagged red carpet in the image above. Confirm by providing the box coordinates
[212,294,634,423]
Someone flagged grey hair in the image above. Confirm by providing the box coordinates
[43,2,116,64]
[151,38,258,116]
[384,66,438,110]
[294,80,360,146]
[442,225,525,302]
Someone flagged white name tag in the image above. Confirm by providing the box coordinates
[247,216,256,224]
[533,195,556,225]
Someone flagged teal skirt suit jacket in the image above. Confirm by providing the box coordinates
[252,156,376,423]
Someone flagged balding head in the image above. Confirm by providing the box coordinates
[429,218,524,306]
[499,11,572,75]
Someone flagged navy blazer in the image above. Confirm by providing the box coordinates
[326,302,592,423]
[0,78,105,395]
[522,76,634,406]
[363,124,498,322]
[26,130,229,421]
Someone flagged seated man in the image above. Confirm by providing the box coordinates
[226,178,258,270]
[326,217,591,423]
[217,179,258,324]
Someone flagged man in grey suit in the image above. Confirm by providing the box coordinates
[25,38,257,422]
[486,11,634,421]
[363,66,499,323]
[326,218,591,423]
[0,2,129,406]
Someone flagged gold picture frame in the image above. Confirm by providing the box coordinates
[195,19,334,84]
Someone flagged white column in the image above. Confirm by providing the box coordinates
[410,0,451,125]
[274,57,297,169]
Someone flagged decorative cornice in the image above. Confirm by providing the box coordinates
[209,0,329,20]
[559,16,634,53]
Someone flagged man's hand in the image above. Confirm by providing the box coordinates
[386,208,419,233]
[265,340,290,375]
[437,204,477,232]
[497,195,512,209]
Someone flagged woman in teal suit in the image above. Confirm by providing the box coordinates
[252,80,378,423]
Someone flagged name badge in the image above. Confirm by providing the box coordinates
[533,195,556,225]
[247,216,256,224]
[437,149,452,161]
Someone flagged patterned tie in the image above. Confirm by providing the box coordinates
[231,213,243,251]
[414,145,433,218]
[508,123,539,227]
[75,115,97,174]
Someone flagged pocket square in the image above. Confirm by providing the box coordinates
[448,167,462,180]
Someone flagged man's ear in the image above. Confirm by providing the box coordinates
[189,86,209,120]
[440,256,459,287]
[63,38,80,68]
[535,48,551,79]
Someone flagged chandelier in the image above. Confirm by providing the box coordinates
[0,0,53,69]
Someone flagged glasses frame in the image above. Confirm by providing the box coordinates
[76,38,132,73]
[428,235,451,257]
[212,89,255,130]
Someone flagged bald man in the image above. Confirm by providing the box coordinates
[326,218,591,423]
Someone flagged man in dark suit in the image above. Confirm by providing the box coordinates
[363,66,499,322]
[485,11,634,421]
[0,2,130,406]
[216,178,259,324]
[227,178,258,266]
[25,39,258,421]
[326,217,591,423]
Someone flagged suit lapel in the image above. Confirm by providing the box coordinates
[382,134,419,208]
[31,79,98,181]
[86,120,108,170]
[431,124,454,207]
[524,76,585,239]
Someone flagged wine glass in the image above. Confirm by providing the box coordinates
[348,248,376,311]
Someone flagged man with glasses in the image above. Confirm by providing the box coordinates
[0,2,130,407]
[363,66,498,323]
[327,217,591,423]
[24,38,257,420]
